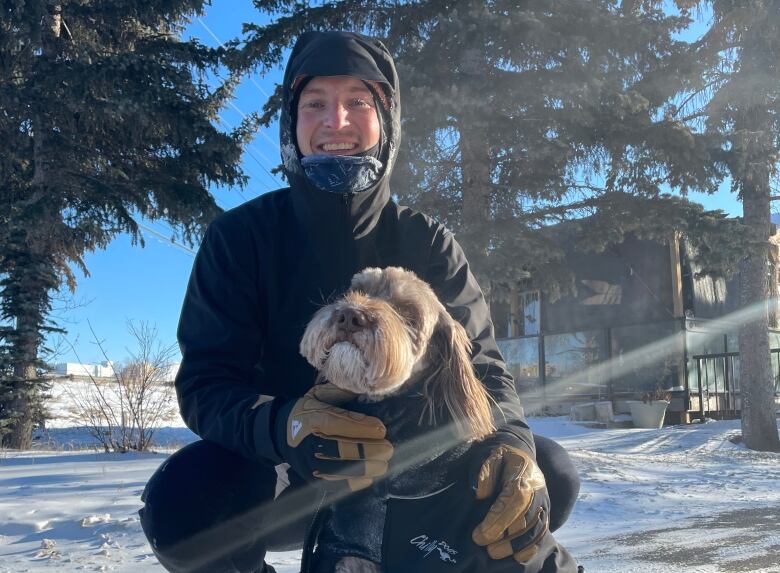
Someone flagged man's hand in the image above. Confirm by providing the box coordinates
[273,383,394,491]
[471,433,550,564]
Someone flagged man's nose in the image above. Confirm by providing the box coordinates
[335,307,369,334]
[323,103,350,130]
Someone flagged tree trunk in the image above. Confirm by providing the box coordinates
[737,114,780,452]
[3,120,48,450]
[457,43,493,277]
[731,8,780,452]
[1,9,62,449]
[6,357,37,450]
[459,123,492,258]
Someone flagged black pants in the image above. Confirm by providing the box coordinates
[139,435,579,573]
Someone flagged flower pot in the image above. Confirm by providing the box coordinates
[629,400,669,429]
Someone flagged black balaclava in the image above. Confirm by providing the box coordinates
[280,31,401,238]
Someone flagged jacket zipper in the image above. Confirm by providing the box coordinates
[341,193,353,280]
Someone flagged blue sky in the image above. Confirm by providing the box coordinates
[54,2,744,366]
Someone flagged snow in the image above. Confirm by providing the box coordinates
[1,382,779,572]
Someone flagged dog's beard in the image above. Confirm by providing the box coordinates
[301,306,419,397]
[321,340,370,394]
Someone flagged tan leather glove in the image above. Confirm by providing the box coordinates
[274,383,394,491]
[471,441,550,564]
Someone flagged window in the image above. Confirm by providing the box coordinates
[498,337,541,394]
[544,330,609,397]
[510,290,540,337]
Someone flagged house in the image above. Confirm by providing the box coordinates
[50,361,180,384]
[492,229,780,423]
[53,361,116,379]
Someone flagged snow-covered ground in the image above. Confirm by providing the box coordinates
[1,381,779,572]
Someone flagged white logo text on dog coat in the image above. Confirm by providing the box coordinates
[409,534,458,564]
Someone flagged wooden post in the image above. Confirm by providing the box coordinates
[669,232,689,423]
[669,232,684,318]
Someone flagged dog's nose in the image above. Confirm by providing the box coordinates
[336,307,369,334]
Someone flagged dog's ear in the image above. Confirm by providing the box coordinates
[421,311,495,441]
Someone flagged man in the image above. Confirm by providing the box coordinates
[139,31,580,573]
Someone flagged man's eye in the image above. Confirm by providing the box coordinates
[350,98,372,108]
[302,101,323,109]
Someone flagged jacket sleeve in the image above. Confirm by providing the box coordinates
[174,214,282,464]
[427,226,535,454]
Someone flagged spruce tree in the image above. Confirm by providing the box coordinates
[0,1,247,448]
[685,0,780,451]
[231,0,741,301]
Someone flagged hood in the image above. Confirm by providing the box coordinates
[280,31,401,238]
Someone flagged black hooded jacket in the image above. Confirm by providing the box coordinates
[174,30,533,469]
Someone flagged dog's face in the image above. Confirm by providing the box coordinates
[300,267,496,442]
[300,267,444,397]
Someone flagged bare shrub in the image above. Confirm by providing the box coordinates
[64,321,178,452]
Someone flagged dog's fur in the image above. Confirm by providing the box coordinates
[299,266,496,572]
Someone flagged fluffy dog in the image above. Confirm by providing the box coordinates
[299,266,496,573]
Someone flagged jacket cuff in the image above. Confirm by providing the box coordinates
[253,399,284,464]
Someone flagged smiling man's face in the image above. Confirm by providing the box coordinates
[295,75,381,157]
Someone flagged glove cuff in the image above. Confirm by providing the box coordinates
[256,397,294,465]
[482,429,535,457]
[468,430,537,491]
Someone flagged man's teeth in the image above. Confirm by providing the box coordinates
[321,143,357,151]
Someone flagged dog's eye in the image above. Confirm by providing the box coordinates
[351,287,382,299]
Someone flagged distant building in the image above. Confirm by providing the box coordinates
[133,362,180,383]
[53,361,115,379]
[50,361,180,383]
[160,362,180,383]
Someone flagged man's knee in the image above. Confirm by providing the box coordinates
[139,440,277,572]
[533,434,580,532]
